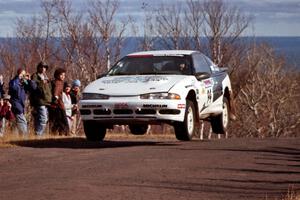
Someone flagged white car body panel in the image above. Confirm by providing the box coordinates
[83,75,187,96]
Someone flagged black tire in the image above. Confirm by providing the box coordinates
[211,97,229,134]
[129,125,148,135]
[174,100,196,141]
[83,121,106,141]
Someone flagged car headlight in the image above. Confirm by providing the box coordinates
[82,93,109,100]
[140,93,181,100]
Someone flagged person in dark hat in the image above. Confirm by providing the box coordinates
[9,68,36,135]
[30,61,52,136]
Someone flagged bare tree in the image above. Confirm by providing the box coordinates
[0,39,18,82]
[1,0,59,76]
[139,2,156,51]
[234,44,300,137]
[53,0,82,69]
[185,0,205,50]
[202,0,251,67]
[41,0,119,83]
[89,0,131,69]
[153,3,185,50]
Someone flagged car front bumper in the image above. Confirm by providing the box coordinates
[79,96,186,125]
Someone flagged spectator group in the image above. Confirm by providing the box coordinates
[0,61,81,137]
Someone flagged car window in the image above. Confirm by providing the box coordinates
[107,56,193,75]
[192,53,212,74]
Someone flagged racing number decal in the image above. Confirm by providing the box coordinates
[207,88,212,104]
[203,79,214,106]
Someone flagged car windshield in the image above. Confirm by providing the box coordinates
[107,55,193,76]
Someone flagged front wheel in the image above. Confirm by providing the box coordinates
[83,121,106,141]
[211,97,229,134]
[174,100,196,141]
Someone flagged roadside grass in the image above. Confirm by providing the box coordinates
[0,131,177,148]
[0,132,60,148]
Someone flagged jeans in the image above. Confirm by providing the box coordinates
[16,113,28,135]
[0,118,5,136]
[34,106,48,136]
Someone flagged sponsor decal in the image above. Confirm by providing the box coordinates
[185,84,193,88]
[203,79,213,88]
[114,103,129,109]
[177,104,186,109]
[82,105,102,108]
[143,104,168,108]
[102,76,168,84]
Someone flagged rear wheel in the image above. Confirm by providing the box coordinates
[211,97,229,134]
[83,121,106,141]
[129,125,148,135]
[174,100,196,141]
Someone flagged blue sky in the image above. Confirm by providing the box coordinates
[0,0,299,37]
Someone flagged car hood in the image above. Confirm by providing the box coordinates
[83,75,187,96]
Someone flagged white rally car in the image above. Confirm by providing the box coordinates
[79,50,234,141]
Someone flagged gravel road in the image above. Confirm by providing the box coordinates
[0,136,299,200]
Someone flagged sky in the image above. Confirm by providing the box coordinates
[0,0,299,37]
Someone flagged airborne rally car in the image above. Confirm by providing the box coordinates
[79,50,234,141]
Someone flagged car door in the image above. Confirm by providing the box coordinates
[192,53,214,111]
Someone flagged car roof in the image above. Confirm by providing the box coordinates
[127,50,199,57]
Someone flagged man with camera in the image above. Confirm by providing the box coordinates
[9,68,36,135]
[30,61,52,136]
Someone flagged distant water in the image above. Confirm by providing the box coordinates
[122,37,300,69]
[1,36,299,69]
[254,37,300,69]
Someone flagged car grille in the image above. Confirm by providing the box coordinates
[80,109,91,115]
[159,109,180,115]
[113,109,133,115]
[93,109,111,115]
[135,109,156,115]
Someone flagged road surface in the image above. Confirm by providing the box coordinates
[0,136,299,200]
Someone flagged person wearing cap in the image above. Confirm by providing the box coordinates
[70,79,81,135]
[9,68,36,135]
[0,95,15,137]
[30,61,52,136]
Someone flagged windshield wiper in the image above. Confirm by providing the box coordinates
[154,71,181,75]
[109,72,130,76]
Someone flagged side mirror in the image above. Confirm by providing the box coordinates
[220,67,228,72]
[195,72,211,80]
